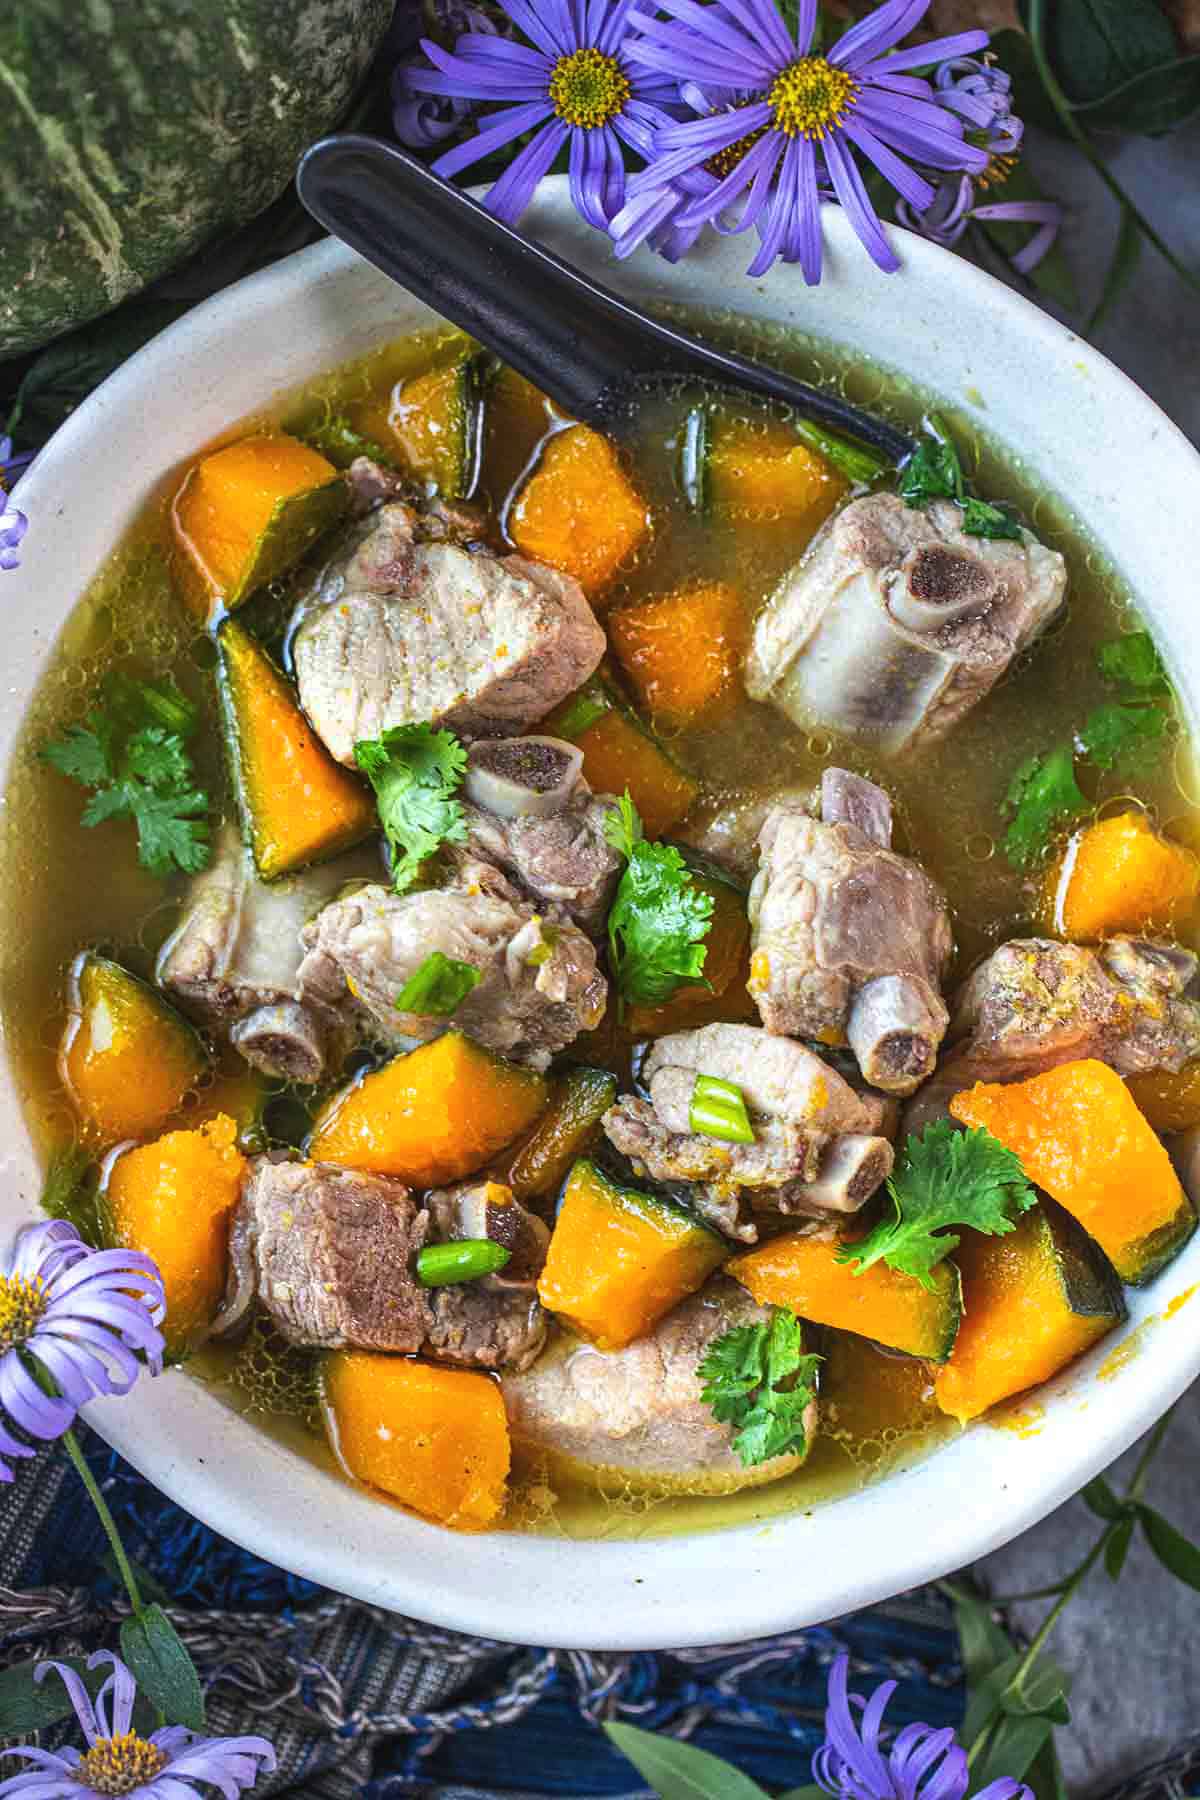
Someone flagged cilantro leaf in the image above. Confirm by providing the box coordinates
[604,792,714,1007]
[697,1308,821,1468]
[1097,631,1170,697]
[395,950,481,1016]
[959,497,1023,542]
[1001,744,1087,867]
[899,418,1023,543]
[838,1121,1037,1289]
[1078,701,1169,774]
[354,724,468,893]
[41,674,211,878]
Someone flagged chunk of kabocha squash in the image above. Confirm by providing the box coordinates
[935,1200,1126,1423]
[1050,810,1200,941]
[216,618,377,880]
[60,953,209,1146]
[503,1066,617,1203]
[352,345,488,499]
[728,1231,961,1362]
[322,1351,510,1530]
[509,425,650,601]
[542,679,697,840]
[307,1031,547,1187]
[704,417,849,534]
[608,582,747,729]
[537,1159,727,1351]
[105,1115,247,1357]
[172,432,347,622]
[950,1059,1196,1285]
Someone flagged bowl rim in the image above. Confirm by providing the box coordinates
[5,183,1200,1650]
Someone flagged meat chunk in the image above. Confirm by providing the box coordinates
[291,500,605,762]
[904,935,1200,1135]
[746,494,1066,756]
[345,457,492,546]
[457,736,622,935]
[604,1024,894,1242]
[230,1160,547,1369]
[502,1278,814,1492]
[423,1180,549,1372]
[296,861,606,1070]
[747,773,953,1095]
[676,785,810,886]
[155,827,372,1083]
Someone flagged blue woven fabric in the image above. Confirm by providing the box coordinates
[23,1434,965,1798]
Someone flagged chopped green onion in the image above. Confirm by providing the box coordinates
[417,1240,511,1286]
[689,1074,755,1144]
[395,951,481,1016]
[790,416,890,486]
[552,680,611,742]
[679,403,711,513]
[525,921,561,967]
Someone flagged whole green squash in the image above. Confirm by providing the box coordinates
[0,0,394,359]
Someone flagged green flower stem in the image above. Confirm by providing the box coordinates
[61,1426,144,1615]
[1025,0,1200,299]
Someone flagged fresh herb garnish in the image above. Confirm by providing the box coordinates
[41,673,211,877]
[395,950,481,1016]
[1077,700,1169,774]
[838,1121,1037,1289]
[697,1307,821,1468]
[604,791,713,1007]
[898,416,1022,542]
[1002,745,1088,867]
[416,1240,510,1286]
[1097,631,1170,697]
[355,723,468,893]
[689,1074,755,1145]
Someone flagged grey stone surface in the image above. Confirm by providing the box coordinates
[976,118,1200,1793]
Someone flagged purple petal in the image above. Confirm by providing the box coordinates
[631,102,773,195]
[482,118,571,224]
[611,184,687,258]
[596,0,637,56]
[734,132,787,237]
[34,1661,100,1745]
[919,1744,972,1800]
[675,130,779,231]
[501,0,573,58]
[712,0,799,62]
[973,201,1063,273]
[854,94,989,172]
[890,1722,962,1796]
[862,28,990,74]
[568,125,626,229]
[433,100,556,179]
[0,1352,74,1440]
[829,0,929,70]
[87,1653,137,1740]
[974,1785,1035,1800]
[626,9,772,86]
[406,41,549,99]
[747,136,800,277]
[842,116,934,213]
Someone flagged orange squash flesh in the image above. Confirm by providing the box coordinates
[950,1059,1196,1284]
[708,420,848,533]
[172,432,345,620]
[935,1205,1125,1423]
[106,1115,247,1357]
[353,349,485,498]
[1126,1062,1200,1134]
[608,582,747,728]
[307,1031,547,1187]
[538,1160,727,1350]
[509,425,650,601]
[323,1352,509,1530]
[626,874,755,1036]
[60,954,209,1146]
[542,683,697,840]
[217,619,377,879]
[729,1231,961,1362]
[484,367,563,509]
[1051,810,1200,940]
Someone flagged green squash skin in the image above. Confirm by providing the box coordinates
[0,0,392,357]
[1035,1197,1128,1322]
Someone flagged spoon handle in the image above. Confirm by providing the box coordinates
[296,134,914,463]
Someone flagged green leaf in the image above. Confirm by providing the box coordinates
[355,723,468,893]
[1088,206,1143,334]
[1002,745,1087,868]
[1075,51,1200,135]
[943,1578,1019,1696]
[1081,1474,1124,1520]
[697,1309,821,1468]
[0,1655,106,1736]
[119,1604,206,1731]
[603,1722,773,1800]
[898,422,963,507]
[971,1714,1055,1792]
[837,1121,1037,1287]
[100,1551,172,1606]
[1027,0,1178,108]
[1105,1514,1136,1579]
[1006,1658,1071,1726]
[395,950,482,1017]
[1025,1736,1070,1800]
[959,498,1023,542]
[1077,700,1168,773]
[1097,631,1170,695]
[605,792,714,1007]
[1136,1503,1200,1590]
[961,1652,1023,1745]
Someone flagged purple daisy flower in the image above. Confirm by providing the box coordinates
[619,0,992,281]
[402,0,679,228]
[814,1654,1032,1800]
[0,435,31,573]
[0,1219,165,1479]
[896,172,1062,274]
[0,1651,275,1797]
[933,54,1022,159]
[393,3,505,151]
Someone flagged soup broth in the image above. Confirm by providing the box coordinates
[3,314,1195,1541]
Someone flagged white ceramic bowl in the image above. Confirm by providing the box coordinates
[4,184,1200,1650]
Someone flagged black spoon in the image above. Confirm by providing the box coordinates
[295,133,915,466]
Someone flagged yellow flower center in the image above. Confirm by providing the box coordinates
[549,47,631,129]
[976,150,1019,191]
[707,117,770,181]
[76,1733,169,1796]
[768,55,858,139]
[0,1273,46,1351]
